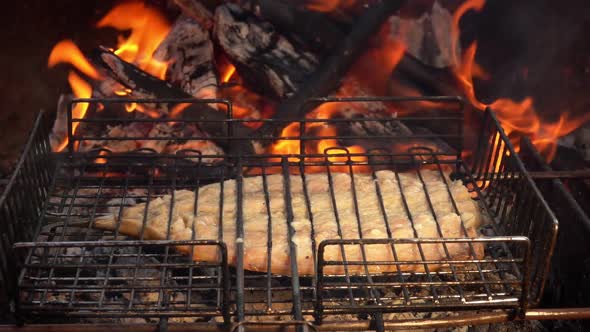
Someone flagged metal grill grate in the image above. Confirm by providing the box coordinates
[2,97,557,329]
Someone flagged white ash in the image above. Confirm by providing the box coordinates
[95,77,125,97]
[389,0,459,68]
[142,122,177,153]
[79,120,224,161]
[101,53,137,89]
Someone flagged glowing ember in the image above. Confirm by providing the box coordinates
[221,65,236,83]
[306,0,357,12]
[125,102,138,113]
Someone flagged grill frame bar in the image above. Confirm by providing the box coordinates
[0,96,559,328]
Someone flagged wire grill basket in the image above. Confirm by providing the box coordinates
[0,97,557,329]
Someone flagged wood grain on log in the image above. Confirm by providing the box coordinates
[153,15,218,100]
[235,0,348,55]
[173,0,214,30]
[214,3,319,99]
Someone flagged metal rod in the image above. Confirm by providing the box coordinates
[528,169,590,179]
[2,308,590,331]
[474,170,590,180]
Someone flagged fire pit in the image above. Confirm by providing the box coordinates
[1,0,590,331]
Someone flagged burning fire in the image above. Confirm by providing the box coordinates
[53,72,93,152]
[48,1,172,151]
[455,41,590,161]
[96,1,171,80]
[48,0,588,166]
[48,40,101,80]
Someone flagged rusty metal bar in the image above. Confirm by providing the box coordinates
[2,308,590,331]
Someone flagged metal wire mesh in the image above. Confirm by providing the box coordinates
[2,97,557,328]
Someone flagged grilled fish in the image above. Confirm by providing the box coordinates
[94,169,484,275]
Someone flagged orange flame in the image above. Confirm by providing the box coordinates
[97,1,171,80]
[270,99,369,172]
[48,40,101,80]
[49,1,175,151]
[455,41,590,161]
[55,72,93,152]
[451,0,486,66]
[269,23,405,172]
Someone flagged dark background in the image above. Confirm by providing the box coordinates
[0,0,588,176]
[0,1,118,174]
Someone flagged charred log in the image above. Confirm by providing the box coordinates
[91,47,253,152]
[235,0,348,55]
[214,3,320,99]
[92,46,188,100]
[391,53,460,97]
[153,15,218,99]
[251,0,407,145]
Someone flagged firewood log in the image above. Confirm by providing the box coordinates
[234,0,348,55]
[153,15,218,100]
[214,3,320,99]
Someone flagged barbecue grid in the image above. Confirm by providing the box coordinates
[1,97,557,329]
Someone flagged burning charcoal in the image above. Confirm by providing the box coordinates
[153,15,218,100]
[214,4,319,99]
